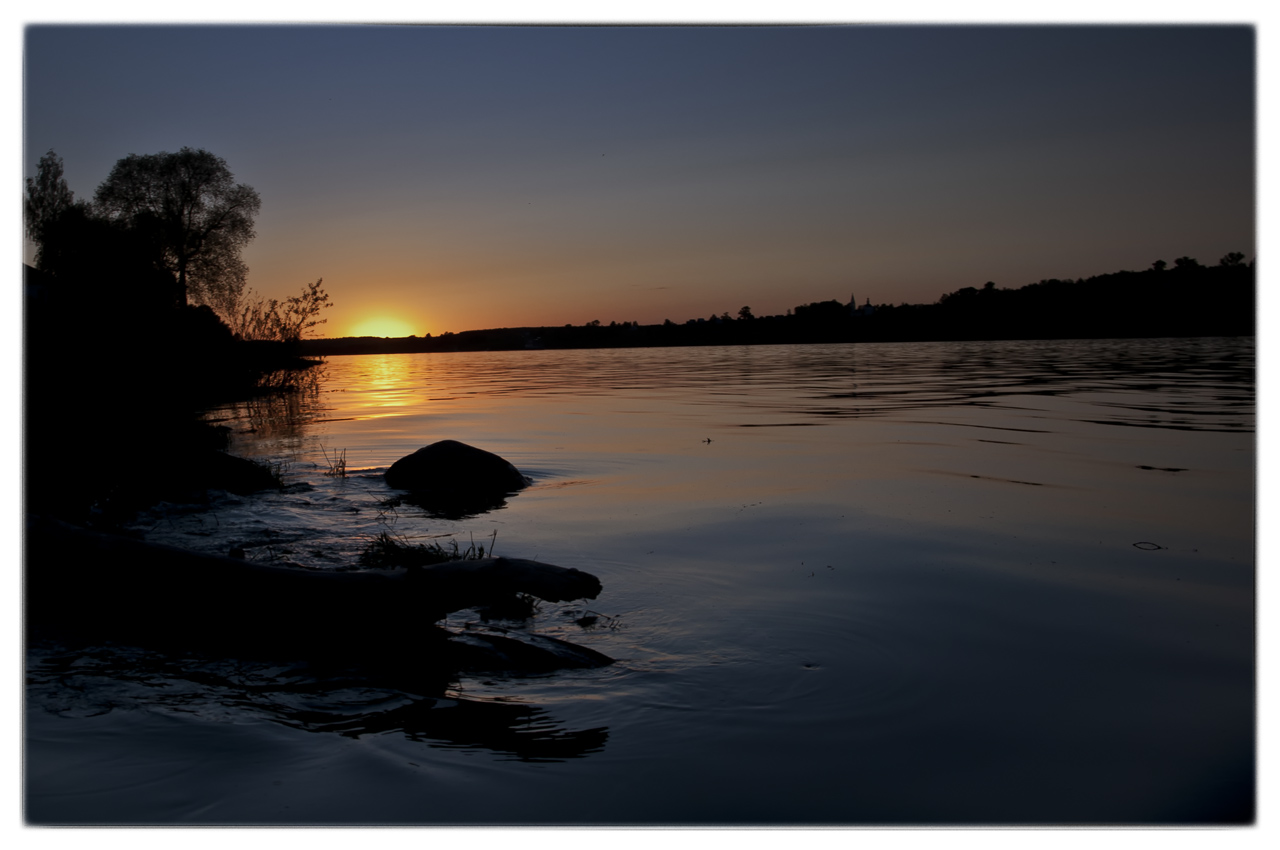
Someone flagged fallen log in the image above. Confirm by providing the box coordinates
[25,515,609,676]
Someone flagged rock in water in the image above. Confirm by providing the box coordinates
[385,440,531,498]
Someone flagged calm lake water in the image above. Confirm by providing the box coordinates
[26,337,1255,824]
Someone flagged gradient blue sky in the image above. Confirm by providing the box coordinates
[23,23,1255,336]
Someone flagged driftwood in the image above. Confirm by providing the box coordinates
[25,515,609,676]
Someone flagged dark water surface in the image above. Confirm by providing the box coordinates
[26,338,1255,824]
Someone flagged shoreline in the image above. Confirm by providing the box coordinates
[298,329,1256,358]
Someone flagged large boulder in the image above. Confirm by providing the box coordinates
[384,440,531,500]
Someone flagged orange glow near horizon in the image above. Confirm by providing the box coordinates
[346,316,419,338]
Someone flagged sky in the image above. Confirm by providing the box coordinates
[22,22,1256,338]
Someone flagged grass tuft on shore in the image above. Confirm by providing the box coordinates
[358,529,496,569]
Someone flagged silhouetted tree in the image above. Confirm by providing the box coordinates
[1219,252,1246,267]
[738,305,754,320]
[93,147,260,312]
[26,149,175,313]
[1173,256,1202,270]
[32,201,175,310]
[1151,259,1167,272]
[23,149,76,262]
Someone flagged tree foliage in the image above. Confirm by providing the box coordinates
[24,149,77,262]
[93,147,261,311]
[232,279,332,342]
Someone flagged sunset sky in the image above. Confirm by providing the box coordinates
[23,23,1255,338]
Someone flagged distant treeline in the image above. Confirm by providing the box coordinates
[300,254,1254,357]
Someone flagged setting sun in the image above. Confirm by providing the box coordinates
[347,316,418,338]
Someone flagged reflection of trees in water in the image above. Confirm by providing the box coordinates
[211,364,327,448]
[27,637,608,763]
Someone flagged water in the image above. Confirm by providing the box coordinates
[25,337,1255,824]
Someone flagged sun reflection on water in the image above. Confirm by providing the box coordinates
[344,354,421,419]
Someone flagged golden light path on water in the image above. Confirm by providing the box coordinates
[334,353,419,421]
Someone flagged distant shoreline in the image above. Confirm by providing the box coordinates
[299,258,1254,358]
[297,327,1255,358]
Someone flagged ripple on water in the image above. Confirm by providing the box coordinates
[44,339,1250,822]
